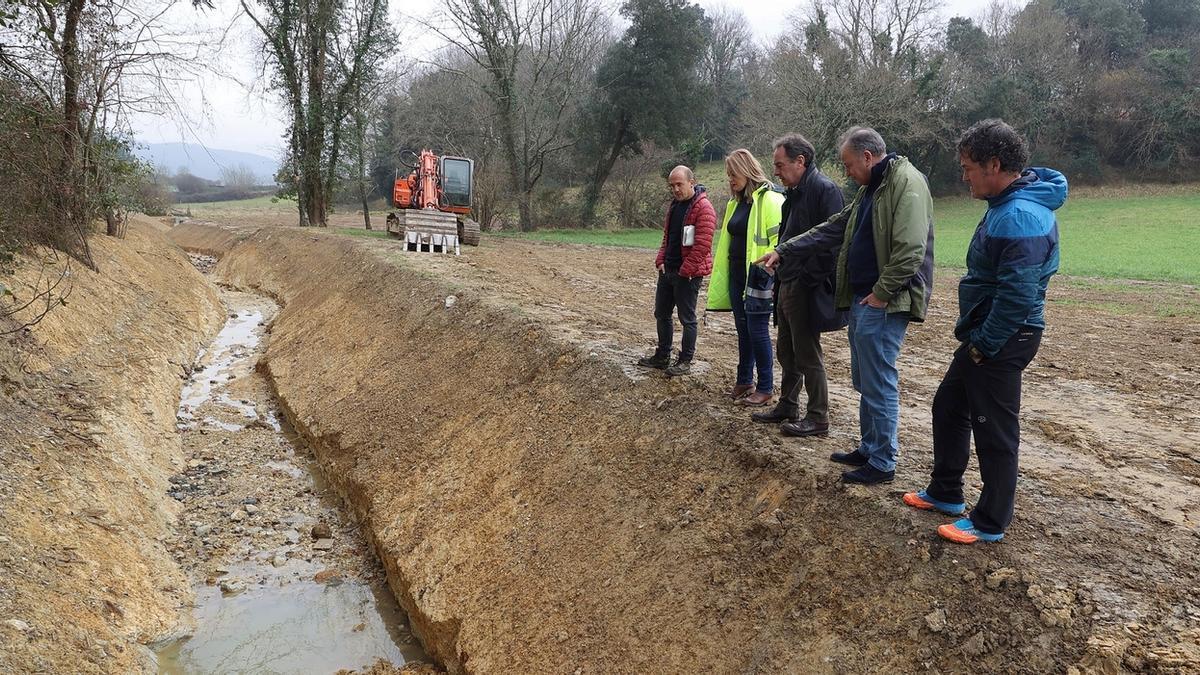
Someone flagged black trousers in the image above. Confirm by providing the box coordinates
[654,269,701,361]
[776,280,828,421]
[926,328,1042,535]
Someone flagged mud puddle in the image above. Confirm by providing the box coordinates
[155,279,428,673]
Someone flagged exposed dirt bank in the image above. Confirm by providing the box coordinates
[170,221,1200,673]
[0,218,224,672]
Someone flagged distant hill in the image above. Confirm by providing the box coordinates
[136,142,279,184]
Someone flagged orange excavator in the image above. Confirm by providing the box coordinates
[386,149,481,253]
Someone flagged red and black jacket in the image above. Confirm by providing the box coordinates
[655,186,717,279]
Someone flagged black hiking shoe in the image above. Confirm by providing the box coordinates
[830,449,870,466]
[637,353,670,370]
[841,465,895,485]
[751,405,800,424]
[665,358,692,377]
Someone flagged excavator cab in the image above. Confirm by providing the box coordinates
[439,156,473,214]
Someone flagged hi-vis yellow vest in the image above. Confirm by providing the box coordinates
[706,183,784,311]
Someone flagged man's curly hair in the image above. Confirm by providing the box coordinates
[957,119,1030,173]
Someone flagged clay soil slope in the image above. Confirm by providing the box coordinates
[170,221,1200,674]
[0,218,224,672]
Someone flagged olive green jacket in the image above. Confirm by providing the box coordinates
[775,156,935,321]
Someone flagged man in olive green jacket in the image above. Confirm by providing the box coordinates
[759,127,934,484]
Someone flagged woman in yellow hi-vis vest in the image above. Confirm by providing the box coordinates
[707,149,784,405]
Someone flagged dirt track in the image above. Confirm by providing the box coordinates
[167,221,1199,673]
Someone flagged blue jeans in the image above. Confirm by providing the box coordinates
[848,297,910,472]
[729,261,773,393]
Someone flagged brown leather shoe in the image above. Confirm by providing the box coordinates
[736,391,772,406]
[780,418,830,437]
[729,384,754,399]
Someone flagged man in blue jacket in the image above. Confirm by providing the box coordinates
[903,119,1066,544]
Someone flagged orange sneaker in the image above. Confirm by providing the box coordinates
[937,518,1004,544]
[902,490,965,516]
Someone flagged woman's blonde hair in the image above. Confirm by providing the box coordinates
[725,149,772,203]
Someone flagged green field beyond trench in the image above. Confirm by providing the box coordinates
[497,192,1200,285]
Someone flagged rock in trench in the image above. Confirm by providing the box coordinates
[962,631,988,656]
[924,608,948,633]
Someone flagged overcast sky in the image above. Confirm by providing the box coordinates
[131,0,1004,160]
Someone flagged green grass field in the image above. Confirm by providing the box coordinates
[500,192,1200,285]
[178,180,1199,285]
[176,195,295,213]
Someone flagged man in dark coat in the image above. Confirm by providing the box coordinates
[751,133,845,436]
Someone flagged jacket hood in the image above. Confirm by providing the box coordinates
[988,167,1068,212]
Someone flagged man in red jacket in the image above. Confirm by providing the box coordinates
[637,165,717,376]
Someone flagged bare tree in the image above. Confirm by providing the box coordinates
[323,0,393,222]
[811,0,943,67]
[348,76,376,229]
[702,7,754,87]
[220,163,259,190]
[699,6,757,157]
[608,143,672,228]
[427,0,609,230]
[0,0,218,265]
[242,0,392,227]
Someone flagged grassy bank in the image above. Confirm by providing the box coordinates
[499,191,1200,285]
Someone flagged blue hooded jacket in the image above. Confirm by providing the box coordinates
[956,167,1067,357]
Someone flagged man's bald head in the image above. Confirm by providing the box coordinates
[669,165,694,181]
[668,165,696,201]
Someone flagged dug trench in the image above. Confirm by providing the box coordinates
[168,221,1200,673]
[0,219,437,673]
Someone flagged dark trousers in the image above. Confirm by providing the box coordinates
[926,328,1043,535]
[775,280,828,421]
[654,269,701,361]
[729,262,774,393]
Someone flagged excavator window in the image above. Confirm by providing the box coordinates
[440,157,472,209]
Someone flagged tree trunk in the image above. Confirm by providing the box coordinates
[489,74,526,231]
[59,0,96,270]
[517,190,533,233]
[290,125,309,227]
[60,0,85,173]
[355,118,369,228]
[302,0,330,228]
[581,115,629,227]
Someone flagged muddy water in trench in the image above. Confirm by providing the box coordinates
[155,280,427,673]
